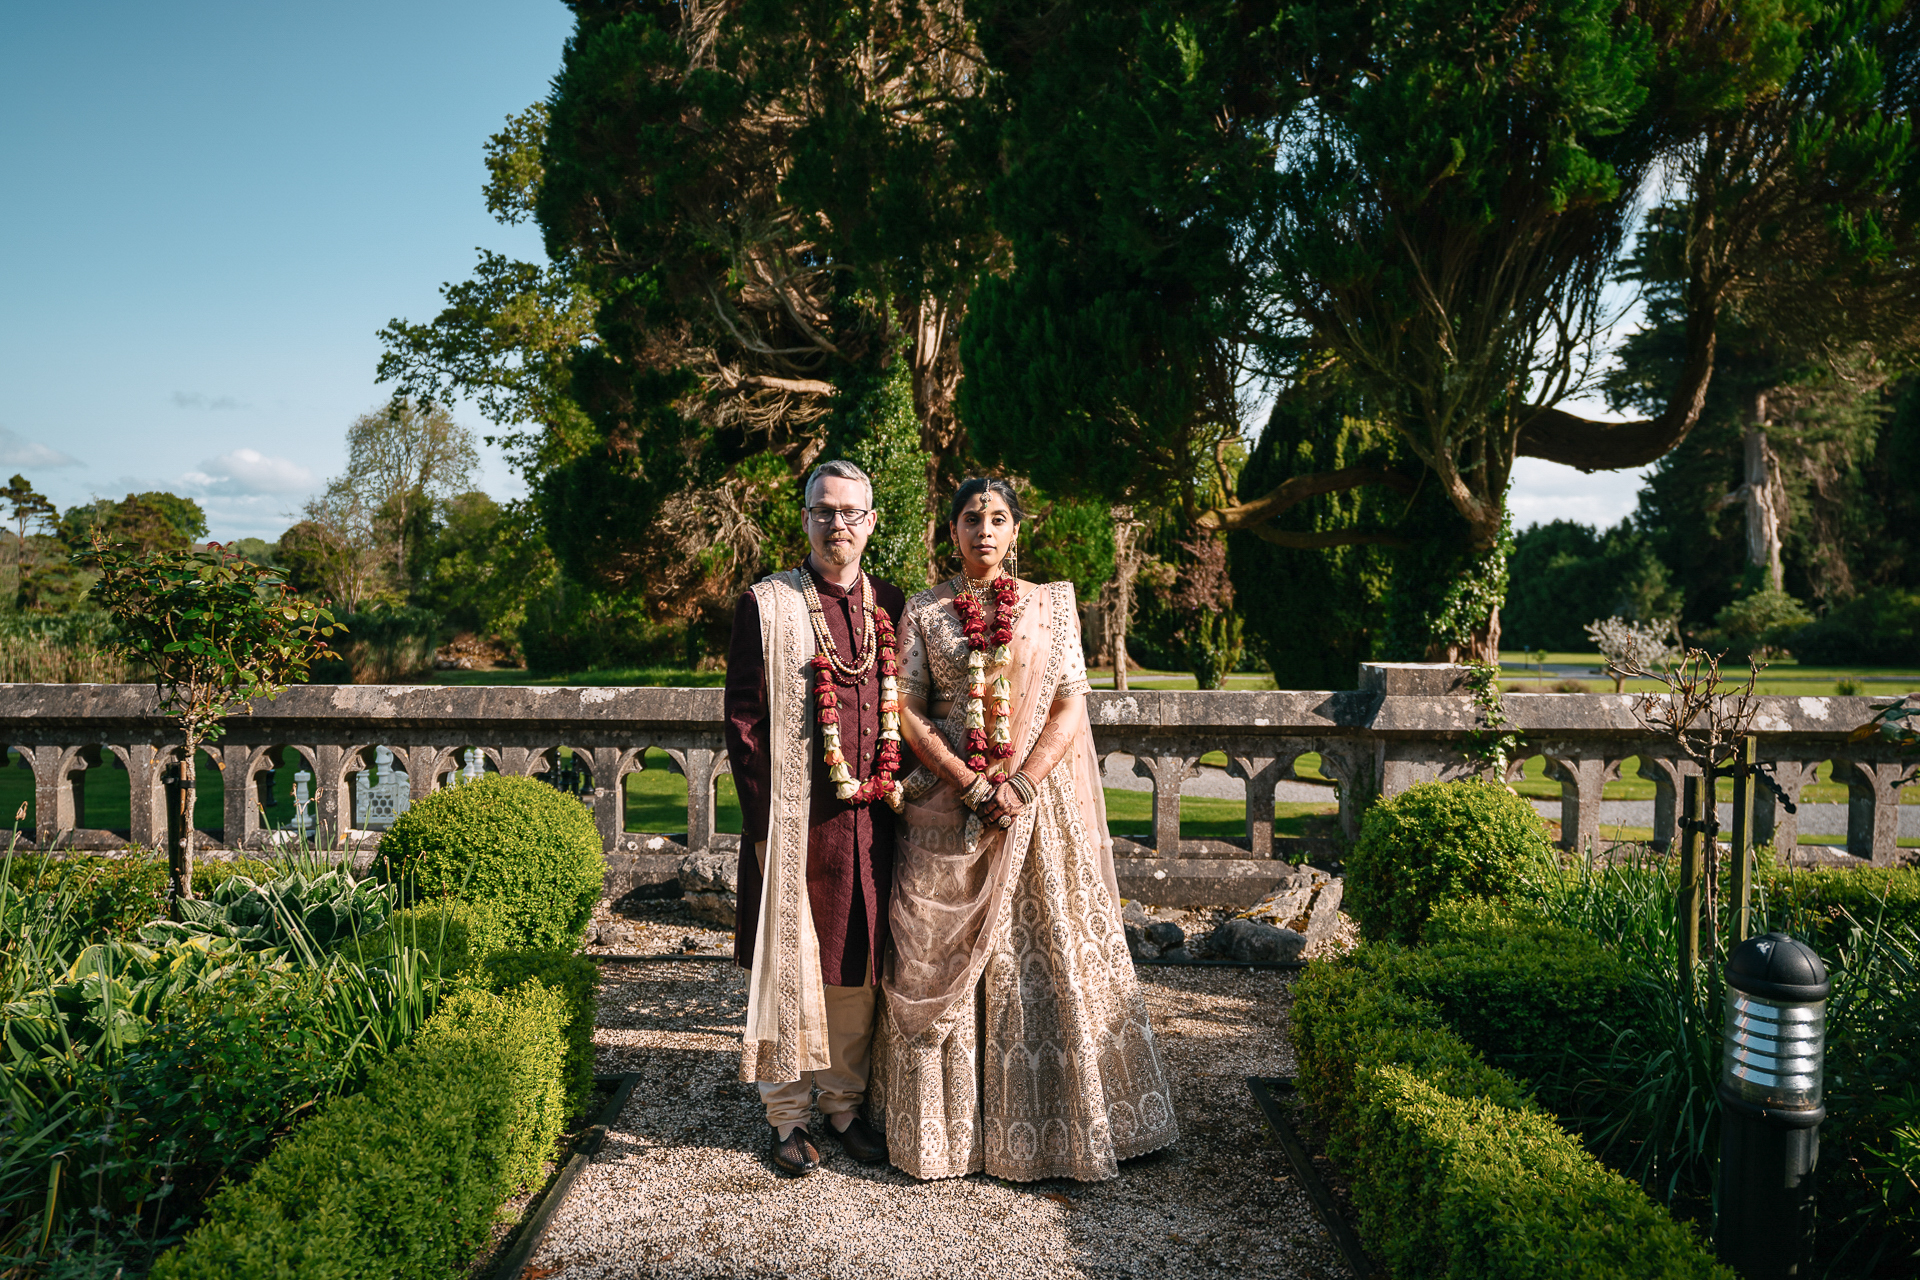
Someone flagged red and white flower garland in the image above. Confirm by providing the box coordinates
[812,607,904,810]
[953,574,1019,786]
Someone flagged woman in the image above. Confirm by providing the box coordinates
[869,478,1178,1181]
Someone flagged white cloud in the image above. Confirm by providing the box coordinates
[180,448,316,496]
[1507,457,1654,531]
[171,391,247,411]
[0,425,82,470]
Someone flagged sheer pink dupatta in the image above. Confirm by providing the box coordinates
[883,581,1116,1042]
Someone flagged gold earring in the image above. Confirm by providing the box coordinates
[1007,541,1019,582]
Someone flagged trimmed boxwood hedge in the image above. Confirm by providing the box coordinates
[347,897,515,975]
[1346,779,1558,944]
[152,935,596,1276]
[1292,901,1732,1278]
[420,981,570,1194]
[150,1010,539,1278]
[374,773,605,952]
[479,949,601,1114]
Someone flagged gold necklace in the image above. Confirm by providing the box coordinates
[800,565,877,679]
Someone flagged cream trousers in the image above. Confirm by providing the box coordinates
[758,979,878,1128]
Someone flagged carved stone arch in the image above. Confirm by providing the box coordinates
[575,744,646,851]
[21,743,96,844]
[492,746,545,777]
[1539,747,1617,857]
[1313,741,1377,840]
[1224,746,1307,859]
[221,741,289,849]
[1749,756,1821,857]
[1501,743,1546,788]
[420,745,481,790]
[1633,754,1692,850]
[1125,745,1201,857]
[1832,755,1909,864]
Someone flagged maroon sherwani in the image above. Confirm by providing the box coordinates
[724,564,910,988]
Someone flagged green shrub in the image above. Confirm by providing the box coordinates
[1348,1065,1733,1279]
[348,897,514,975]
[1292,947,1531,1120]
[1791,587,1920,665]
[151,978,570,1279]
[1706,586,1814,657]
[1346,779,1556,943]
[1757,862,1920,960]
[1292,920,1729,1278]
[373,774,604,951]
[477,949,601,1114]
[1412,899,1632,1083]
[5,851,168,943]
[420,982,569,1192]
[518,579,687,673]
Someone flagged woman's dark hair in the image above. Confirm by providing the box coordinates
[948,477,1025,526]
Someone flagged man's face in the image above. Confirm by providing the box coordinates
[805,474,877,569]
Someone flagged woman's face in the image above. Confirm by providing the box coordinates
[952,490,1017,578]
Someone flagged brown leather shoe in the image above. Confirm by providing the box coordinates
[770,1125,820,1176]
[825,1113,887,1165]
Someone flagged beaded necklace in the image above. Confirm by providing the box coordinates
[799,565,878,679]
[801,565,903,810]
[951,572,1019,784]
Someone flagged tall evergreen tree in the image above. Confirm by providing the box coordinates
[533,0,995,623]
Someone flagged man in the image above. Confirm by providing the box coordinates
[724,459,910,1176]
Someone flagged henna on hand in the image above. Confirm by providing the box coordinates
[985,782,1025,821]
[1015,693,1083,787]
[901,693,981,793]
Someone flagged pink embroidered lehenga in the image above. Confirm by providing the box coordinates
[869,579,1178,1181]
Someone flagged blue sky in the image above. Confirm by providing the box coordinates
[0,1,1649,542]
[0,1,570,540]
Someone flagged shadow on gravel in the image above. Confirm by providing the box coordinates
[529,960,1354,1279]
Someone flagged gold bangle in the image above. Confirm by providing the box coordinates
[1008,772,1036,805]
[962,775,994,810]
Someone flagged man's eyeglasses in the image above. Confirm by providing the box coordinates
[806,507,874,527]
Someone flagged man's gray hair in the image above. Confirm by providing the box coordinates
[805,459,875,508]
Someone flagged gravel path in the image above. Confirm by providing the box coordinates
[1524,797,1920,838]
[530,961,1351,1280]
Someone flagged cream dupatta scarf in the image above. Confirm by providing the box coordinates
[739,569,832,1083]
[883,580,1115,1041]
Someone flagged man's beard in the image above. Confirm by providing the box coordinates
[817,540,859,568]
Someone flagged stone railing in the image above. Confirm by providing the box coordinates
[2,664,1911,906]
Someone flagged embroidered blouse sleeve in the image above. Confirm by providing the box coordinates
[899,601,932,701]
[1054,582,1092,700]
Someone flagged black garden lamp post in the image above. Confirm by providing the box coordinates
[1715,931,1830,1279]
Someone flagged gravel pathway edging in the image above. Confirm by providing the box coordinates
[488,1073,644,1280]
[530,961,1355,1279]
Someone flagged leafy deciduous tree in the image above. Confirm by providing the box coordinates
[81,539,340,905]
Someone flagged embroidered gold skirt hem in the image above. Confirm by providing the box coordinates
[872,778,1179,1183]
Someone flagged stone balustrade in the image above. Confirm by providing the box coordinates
[2,663,1910,906]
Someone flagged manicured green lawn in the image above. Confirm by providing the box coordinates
[1100,790,1336,840]
[431,666,725,688]
[1086,669,1276,690]
[1499,650,1920,697]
